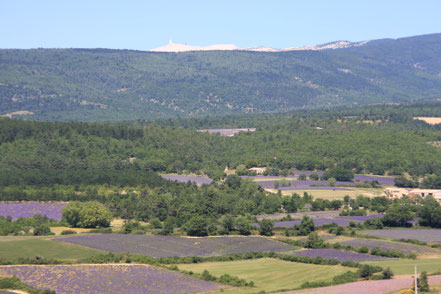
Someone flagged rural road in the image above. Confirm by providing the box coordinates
[278,275,441,294]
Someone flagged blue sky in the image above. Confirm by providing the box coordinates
[1,0,440,50]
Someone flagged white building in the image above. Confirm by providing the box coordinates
[384,188,441,201]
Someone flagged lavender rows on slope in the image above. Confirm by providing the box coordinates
[254,218,362,228]
[277,186,352,191]
[359,229,441,242]
[292,171,395,185]
[160,174,212,185]
[245,172,395,186]
[293,249,387,262]
[0,202,67,221]
[256,211,341,221]
[0,264,220,294]
[57,235,294,257]
[353,175,395,185]
[197,128,255,136]
[340,238,439,255]
[338,214,385,221]
[255,180,356,189]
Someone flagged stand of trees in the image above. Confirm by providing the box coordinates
[1,102,441,180]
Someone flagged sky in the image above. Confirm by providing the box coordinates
[0,0,440,50]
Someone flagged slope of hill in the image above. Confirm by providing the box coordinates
[1,34,441,121]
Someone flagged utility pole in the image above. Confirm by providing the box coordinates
[415,264,418,294]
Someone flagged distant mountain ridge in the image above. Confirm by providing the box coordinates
[150,40,370,52]
[1,33,441,121]
[151,41,239,52]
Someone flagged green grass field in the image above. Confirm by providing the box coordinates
[363,258,441,275]
[178,258,355,293]
[0,236,103,261]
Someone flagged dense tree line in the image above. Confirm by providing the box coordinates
[1,103,441,178]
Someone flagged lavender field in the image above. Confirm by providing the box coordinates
[0,202,67,221]
[293,249,387,262]
[0,264,221,294]
[197,128,256,136]
[254,215,383,228]
[359,229,441,242]
[254,180,355,190]
[256,211,341,221]
[338,214,385,221]
[57,235,294,257]
[244,171,395,187]
[267,218,363,228]
[340,238,440,255]
[160,174,212,185]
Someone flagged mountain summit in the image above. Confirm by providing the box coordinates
[151,40,238,52]
[1,33,441,121]
[150,40,370,52]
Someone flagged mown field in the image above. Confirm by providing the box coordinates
[363,258,441,275]
[0,236,103,260]
[178,258,356,293]
[276,188,384,200]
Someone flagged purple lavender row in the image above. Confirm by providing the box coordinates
[0,264,221,294]
[0,202,67,221]
[359,229,441,242]
[197,128,255,136]
[293,249,388,262]
[340,238,437,255]
[276,186,352,191]
[253,218,363,228]
[256,211,341,220]
[160,175,213,185]
[242,172,395,185]
[338,214,385,221]
[57,235,294,257]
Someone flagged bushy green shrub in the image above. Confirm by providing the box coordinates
[183,216,209,237]
[259,219,274,236]
[382,267,394,279]
[357,246,369,254]
[62,201,112,228]
[60,230,77,235]
[332,271,359,284]
[33,225,53,236]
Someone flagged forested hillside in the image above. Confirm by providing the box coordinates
[1,103,440,180]
[1,34,441,121]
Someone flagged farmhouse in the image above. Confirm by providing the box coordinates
[408,189,441,199]
[384,188,441,201]
[384,188,409,199]
[248,167,266,175]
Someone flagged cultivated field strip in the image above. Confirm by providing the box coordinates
[0,202,67,221]
[341,238,441,255]
[360,229,441,242]
[292,249,388,262]
[57,235,295,257]
[0,264,221,294]
[160,174,213,185]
